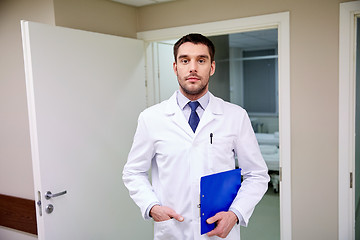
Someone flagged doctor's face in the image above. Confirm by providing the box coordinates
[173,42,215,100]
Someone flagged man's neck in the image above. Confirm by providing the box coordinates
[179,89,208,101]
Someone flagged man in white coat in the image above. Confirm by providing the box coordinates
[123,33,270,239]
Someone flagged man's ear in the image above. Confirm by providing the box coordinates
[173,61,177,75]
[210,61,216,76]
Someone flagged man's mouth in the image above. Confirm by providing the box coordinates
[186,75,200,81]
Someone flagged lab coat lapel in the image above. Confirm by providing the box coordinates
[164,92,224,137]
[195,92,224,134]
[164,92,194,137]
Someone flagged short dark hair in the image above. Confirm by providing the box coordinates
[173,33,215,62]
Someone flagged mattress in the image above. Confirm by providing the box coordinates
[262,152,279,171]
[259,144,279,171]
[256,132,279,145]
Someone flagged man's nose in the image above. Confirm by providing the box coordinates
[189,61,198,72]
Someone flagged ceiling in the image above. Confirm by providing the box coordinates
[112,0,176,7]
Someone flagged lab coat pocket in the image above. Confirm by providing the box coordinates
[154,218,183,240]
[208,137,235,172]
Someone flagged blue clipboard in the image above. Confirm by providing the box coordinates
[200,168,242,235]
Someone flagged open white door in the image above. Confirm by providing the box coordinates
[21,21,152,240]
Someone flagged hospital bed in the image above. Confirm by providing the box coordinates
[256,132,280,193]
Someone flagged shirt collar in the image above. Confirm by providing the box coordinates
[176,90,210,110]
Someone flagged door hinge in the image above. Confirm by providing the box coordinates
[350,172,353,188]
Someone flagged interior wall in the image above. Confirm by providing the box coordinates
[0,1,138,239]
[135,0,353,239]
[136,0,289,31]
[290,1,341,239]
[53,0,138,38]
[0,0,55,202]
[158,42,178,101]
[0,0,55,239]
[0,0,137,203]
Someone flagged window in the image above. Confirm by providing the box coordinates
[208,29,278,116]
[242,48,278,115]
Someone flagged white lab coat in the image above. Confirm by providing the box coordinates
[123,91,269,240]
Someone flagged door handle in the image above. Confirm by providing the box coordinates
[45,190,67,200]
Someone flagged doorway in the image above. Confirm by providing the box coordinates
[339,2,360,239]
[154,28,280,240]
[355,17,360,240]
[211,29,280,239]
[138,12,290,239]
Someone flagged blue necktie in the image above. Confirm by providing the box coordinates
[188,101,200,132]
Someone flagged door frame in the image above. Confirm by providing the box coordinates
[137,12,291,240]
[339,1,360,239]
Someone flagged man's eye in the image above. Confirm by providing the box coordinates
[181,59,189,64]
[198,59,205,63]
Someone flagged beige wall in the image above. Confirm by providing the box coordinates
[136,0,352,239]
[290,1,341,239]
[0,0,356,239]
[0,0,55,200]
[0,0,137,200]
[0,1,137,239]
[53,0,138,38]
[0,0,55,239]
[137,0,289,31]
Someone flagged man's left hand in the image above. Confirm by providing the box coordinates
[206,211,238,238]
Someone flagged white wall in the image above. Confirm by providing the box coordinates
[158,42,178,101]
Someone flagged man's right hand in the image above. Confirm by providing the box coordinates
[150,205,184,222]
